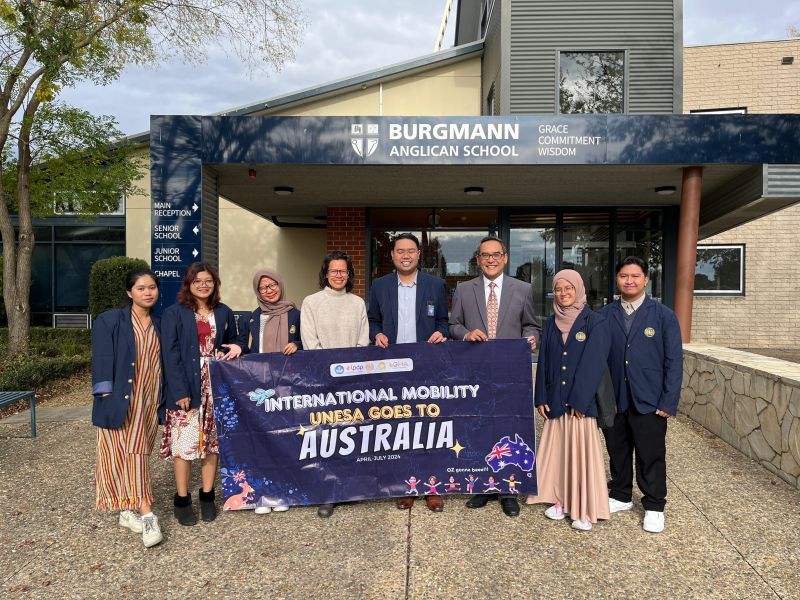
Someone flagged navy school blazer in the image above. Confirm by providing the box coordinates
[599,296,683,415]
[91,306,162,429]
[160,302,239,414]
[240,306,302,354]
[367,271,449,344]
[534,306,611,419]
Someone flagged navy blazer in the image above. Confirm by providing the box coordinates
[534,306,611,419]
[599,296,683,415]
[160,302,239,414]
[91,306,162,429]
[240,307,302,354]
[367,271,449,344]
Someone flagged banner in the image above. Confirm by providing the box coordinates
[210,339,536,509]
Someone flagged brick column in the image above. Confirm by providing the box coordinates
[326,207,367,299]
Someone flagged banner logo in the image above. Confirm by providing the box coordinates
[351,123,379,158]
[330,358,413,377]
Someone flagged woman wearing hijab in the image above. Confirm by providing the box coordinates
[526,269,611,531]
[241,268,301,515]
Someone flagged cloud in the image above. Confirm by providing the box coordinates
[58,0,796,135]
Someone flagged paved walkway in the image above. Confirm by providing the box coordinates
[0,408,798,599]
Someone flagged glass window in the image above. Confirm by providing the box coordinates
[616,210,664,302]
[55,243,124,311]
[695,245,745,295]
[509,227,556,318]
[30,245,53,312]
[561,223,610,311]
[559,51,625,114]
[54,226,125,242]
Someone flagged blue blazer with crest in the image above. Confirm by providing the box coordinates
[160,302,239,415]
[91,306,162,429]
[240,307,302,354]
[599,296,683,415]
[534,306,611,419]
[367,271,449,344]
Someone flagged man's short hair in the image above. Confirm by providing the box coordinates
[390,233,421,251]
[616,256,649,276]
[475,235,508,256]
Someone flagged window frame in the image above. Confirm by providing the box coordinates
[694,243,746,296]
[555,48,629,115]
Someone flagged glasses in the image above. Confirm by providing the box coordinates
[192,279,214,288]
[554,285,576,295]
[478,252,505,261]
[393,248,419,256]
[258,283,280,293]
[327,269,349,277]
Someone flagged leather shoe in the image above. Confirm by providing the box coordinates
[465,494,492,509]
[500,497,520,517]
[317,503,335,518]
[396,497,415,509]
[425,495,444,512]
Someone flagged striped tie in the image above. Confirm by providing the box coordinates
[487,282,498,339]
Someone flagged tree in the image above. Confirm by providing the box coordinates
[0,1,305,353]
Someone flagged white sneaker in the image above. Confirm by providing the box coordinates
[571,519,592,531]
[643,510,665,533]
[271,505,289,513]
[544,504,566,520]
[609,498,634,513]
[141,515,163,548]
[254,506,272,514]
[118,510,143,533]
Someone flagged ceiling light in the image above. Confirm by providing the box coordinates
[273,186,294,195]
[654,186,676,195]
[464,186,484,196]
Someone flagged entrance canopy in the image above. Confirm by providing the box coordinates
[150,114,800,302]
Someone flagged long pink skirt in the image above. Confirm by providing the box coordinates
[527,414,610,523]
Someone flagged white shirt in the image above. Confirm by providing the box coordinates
[621,292,646,315]
[396,273,418,344]
[483,273,504,307]
[258,314,270,352]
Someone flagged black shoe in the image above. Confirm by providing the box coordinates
[199,488,217,522]
[173,493,197,526]
[465,494,492,509]
[500,497,520,517]
[317,503,335,518]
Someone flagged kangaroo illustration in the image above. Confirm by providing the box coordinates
[223,476,255,511]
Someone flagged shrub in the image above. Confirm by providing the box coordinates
[0,354,90,391]
[0,327,91,357]
[89,256,150,318]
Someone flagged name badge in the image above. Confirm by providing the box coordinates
[575,331,586,342]
[427,301,436,317]
[644,327,655,337]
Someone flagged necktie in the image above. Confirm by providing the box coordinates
[487,282,498,339]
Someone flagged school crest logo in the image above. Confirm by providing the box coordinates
[351,123,379,158]
[575,331,586,342]
[644,327,656,337]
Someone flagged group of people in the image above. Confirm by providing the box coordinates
[91,233,682,548]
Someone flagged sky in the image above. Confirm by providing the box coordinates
[59,0,800,136]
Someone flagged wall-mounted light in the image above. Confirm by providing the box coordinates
[248,168,257,178]
[273,186,294,195]
[654,186,676,196]
[781,56,794,65]
[464,186,484,196]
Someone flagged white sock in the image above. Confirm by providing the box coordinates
[140,512,154,519]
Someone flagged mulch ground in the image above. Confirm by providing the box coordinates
[0,368,91,420]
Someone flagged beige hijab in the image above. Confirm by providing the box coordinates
[552,269,587,343]
[252,268,295,353]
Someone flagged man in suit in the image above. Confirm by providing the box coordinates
[599,256,682,534]
[368,232,449,512]
[449,235,541,518]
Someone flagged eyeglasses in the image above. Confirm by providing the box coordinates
[554,285,576,295]
[393,248,419,256]
[478,252,505,261]
[192,279,214,288]
[258,283,280,293]
[327,269,349,277]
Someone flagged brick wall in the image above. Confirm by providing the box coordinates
[326,207,367,299]
[685,39,800,349]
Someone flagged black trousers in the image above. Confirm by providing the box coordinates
[602,408,668,511]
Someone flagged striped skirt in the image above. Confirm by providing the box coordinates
[95,428,154,511]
